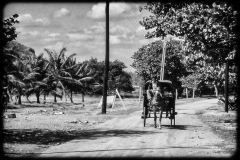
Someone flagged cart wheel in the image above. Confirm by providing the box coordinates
[143,107,146,127]
[173,114,175,126]
[173,109,176,126]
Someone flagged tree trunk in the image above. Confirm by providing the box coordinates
[214,84,218,97]
[82,93,85,102]
[70,90,74,103]
[36,91,40,103]
[54,94,56,102]
[26,95,32,103]
[193,88,195,98]
[186,88,188,99]
[18,93,22,105]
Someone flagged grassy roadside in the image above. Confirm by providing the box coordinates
[3,96,141,158]
[196,104,237,156]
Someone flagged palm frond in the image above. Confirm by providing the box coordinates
[76,63,87,75]
[58,47,67,61]
[60,53,77,69]
[78,77,93,82]
[44,48,55,62]
[59,70,72,77]
[58,76,83,86]
[24,72,40,80]
[44,62,51,71]
[32,81,48,86]
[57,80,66,99]
[65,62,81,71]
[7,75,26,88]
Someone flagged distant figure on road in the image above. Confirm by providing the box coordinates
[152,86,166,129]
[151,77,158,92]
[147,85,154,109]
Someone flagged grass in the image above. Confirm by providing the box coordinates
[196,104,237,155]
[3,94,141,158]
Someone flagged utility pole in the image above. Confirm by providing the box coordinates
[225,62,229,113]
[102,1,109,114]
[160,35,185,80]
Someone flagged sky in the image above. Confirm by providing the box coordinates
[3,1,158,72]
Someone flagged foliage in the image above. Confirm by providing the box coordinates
[108,60,134,93]
[139,1,238,97]
[131,40,187,88]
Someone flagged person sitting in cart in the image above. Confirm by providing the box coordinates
[147,85,154,109]
[152,86,166,129]
[151,77,158,92]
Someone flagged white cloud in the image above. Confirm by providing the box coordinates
[28,31,40,36]
[91,25,105,33]
[110,25,131,35]
[53,8,71,18]
[87,3,105,19]
[136,26,145,33]
[109,3,126,16]
[48,33,61,38]
[110,35,121,44]
[17,14,33,22]
[67,33,93,40]
[87,2,129,19]
[17,14,50,26]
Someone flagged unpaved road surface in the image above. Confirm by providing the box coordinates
[39,99,234,158]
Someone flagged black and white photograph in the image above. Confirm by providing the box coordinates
[1,0,238,158]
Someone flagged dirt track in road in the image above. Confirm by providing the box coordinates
[38,99,234,158]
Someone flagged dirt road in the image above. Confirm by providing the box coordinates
[38,98,233,157]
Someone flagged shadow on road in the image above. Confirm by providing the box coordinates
[161,124,203,130]
[35,146,214,156]
[3,128,159,145]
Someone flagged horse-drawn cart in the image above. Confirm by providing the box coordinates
[142,80,177,127]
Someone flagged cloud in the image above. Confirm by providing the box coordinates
[86,2,134,19]
[28,31,40,36]
[66,33,94,41]
[48,33,61,38]
[17,14,51,26]
[110,35,121,44]
[136,26,145,33]
[86,3,105,19]
[110,25,131,35]
[90,25,105,33]
[53,8,71,18]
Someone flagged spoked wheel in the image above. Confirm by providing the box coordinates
[143,107,146,127]
[170,108,173,126]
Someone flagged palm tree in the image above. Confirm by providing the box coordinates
[24,53,49,103]
[7,59,38,105]
[44,47,82,103]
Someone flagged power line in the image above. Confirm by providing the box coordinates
[121,3,139,25]
[119,3,140,29]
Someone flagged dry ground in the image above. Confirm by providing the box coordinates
[2,95,238,158]
[3,94,141,157]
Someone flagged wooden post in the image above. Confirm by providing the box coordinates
[116,89,127,110]
[138,87,142,107]
[138,87,141,102]
[102,2,109,114]
[186,88,188,99]
[225,62,229,113]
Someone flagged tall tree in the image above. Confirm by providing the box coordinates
[1,14,19,107]
[139,1,237,98]
[132,40,187,89]
[44,47,82,102]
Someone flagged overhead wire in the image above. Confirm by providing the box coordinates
[119,3,140,29]
[121,3,139,25]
